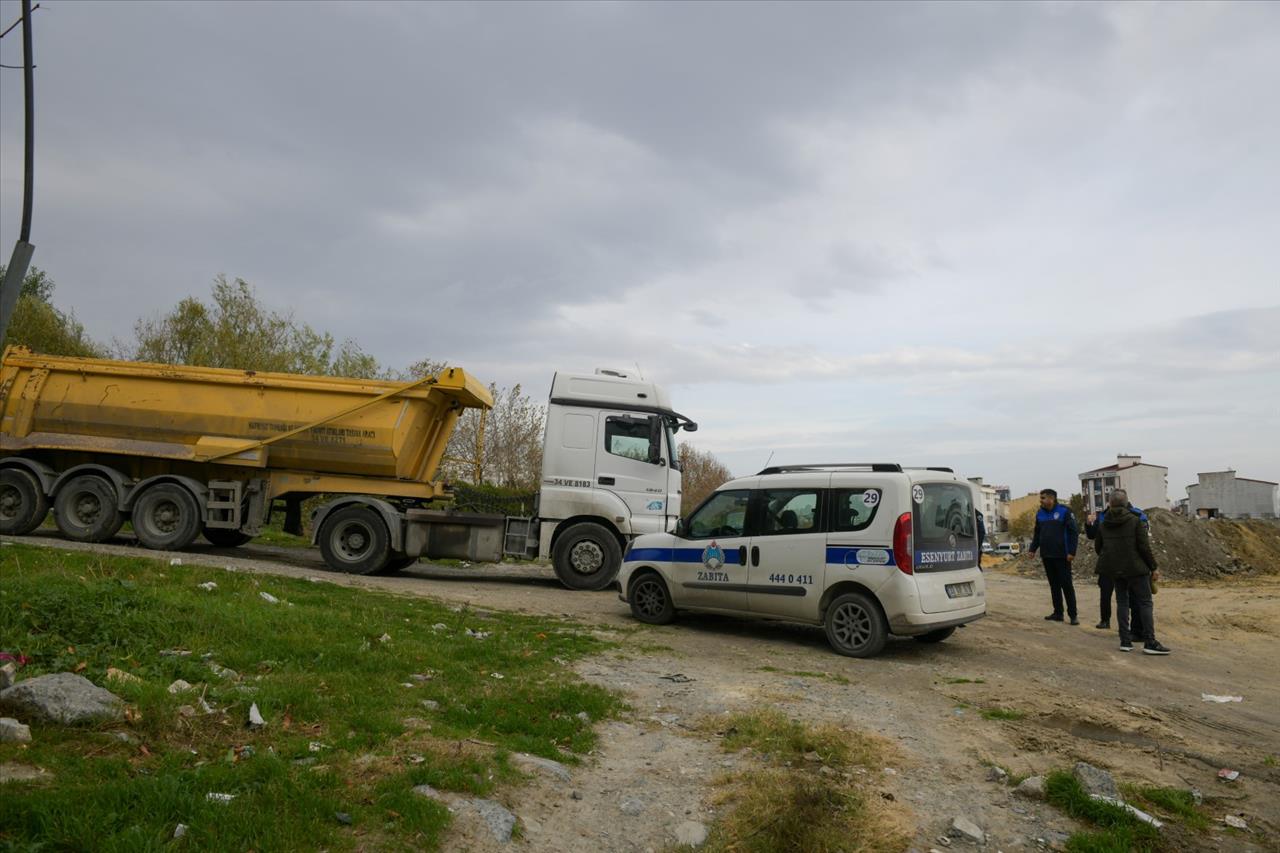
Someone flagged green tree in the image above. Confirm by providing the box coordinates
[0,265,103,358]
[130,276,382,377]
[1008,508,1035,541]
[679,444,733,510]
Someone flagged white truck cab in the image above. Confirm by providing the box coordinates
[533,369,697,589]
[618,463,987,657]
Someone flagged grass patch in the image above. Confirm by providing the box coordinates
[251,521,312,549]
[1265,755,1277,767]
[1045,771,1160,853]
[690,709,906,853]
[1120,784,1209,831]
[756,666,851,686]
[943,676,986,684]
[980,707,1025,721]
[0,543,622,851]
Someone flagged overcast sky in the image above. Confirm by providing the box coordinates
[2,1,1277,501]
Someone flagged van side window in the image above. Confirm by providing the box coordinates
[605,416,655,462]
[830,488,882,532]
[758,489,820,535]
[686,490,750,538]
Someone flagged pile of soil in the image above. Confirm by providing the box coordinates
[1008,508,1280,580]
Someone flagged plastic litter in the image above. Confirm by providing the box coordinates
[1217,768,1241,782]
[1201,694,1243,703]
[169,558,183,566]
[490,672,505,680]
[378,633,391,643]
[1224,815,1248,829]
[259,592,280,604]
[197,581,218,591]
[173,824,188,839]
[206,793,236,803]
[247,703,265,728]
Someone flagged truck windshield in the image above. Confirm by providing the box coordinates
[912,482,978,572]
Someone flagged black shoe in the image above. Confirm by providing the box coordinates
[1143,641,1171,656]
[1044,614,1064,622]
[1096,620,1110,629]
[1119,641,1133,652]
[1069,617,1080,626]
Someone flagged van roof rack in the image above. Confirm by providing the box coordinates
[901,466,956,473]
[757,463,903,475]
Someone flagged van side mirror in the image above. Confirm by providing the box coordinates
[674,517,686,537]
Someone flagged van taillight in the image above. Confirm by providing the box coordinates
[893,512,913,575]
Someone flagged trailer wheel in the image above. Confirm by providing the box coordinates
[132,483,203,550]
[53,474,124,543]
[318,505,391,575]
[552,522,622,590]
[203,527,253,548]
[0,468,49,535]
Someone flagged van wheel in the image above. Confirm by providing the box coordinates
[629,573,675,624]
[203,527,253,547]
[914,626,957,644]
[54,474,124,543]
[0,468,49,535]
[552,523,622,590]
[132,483,202,550]
[318,505,391,575]
[824,592,888,658]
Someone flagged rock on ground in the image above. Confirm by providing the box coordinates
[949,816,985,844]
[1073,762,1120,801]
[674,820,709,846]
[471,798,517,843]
[511,753,572,783]
[0,672,124,724]
[0,762,50,783]
[1015,776,1046,799]
[0,717,32,743]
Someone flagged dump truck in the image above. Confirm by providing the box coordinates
[0,347,696,589]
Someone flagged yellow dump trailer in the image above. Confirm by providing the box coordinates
[1,346,491,571]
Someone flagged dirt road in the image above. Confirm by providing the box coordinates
[8,532,1278,851]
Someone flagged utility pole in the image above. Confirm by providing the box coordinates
[0,0,37,343]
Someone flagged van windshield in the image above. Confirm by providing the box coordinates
[912,482,978,572]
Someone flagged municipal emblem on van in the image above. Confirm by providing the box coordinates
[702,541,724,570]
[948,532,958,549]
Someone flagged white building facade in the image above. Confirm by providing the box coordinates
[968,477,1008,533]
[1187,471,1279,519]
[1079,454,1169,512]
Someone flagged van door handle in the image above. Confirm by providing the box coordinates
[598,476,615,485]
[738,546,747,566]
[751,546,760,567]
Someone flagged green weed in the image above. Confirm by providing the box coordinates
[1045,771,1159,853]
[0,544,621,851]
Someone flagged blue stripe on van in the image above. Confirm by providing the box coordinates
[626,547,742,565]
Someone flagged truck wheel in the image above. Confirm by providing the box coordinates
[53,474,124,543]
[629,572,675,624]
[204,527,253,547]
[0,468,49,535]
[552,522,622,590]
[914,626,957,644]
[132,483,202,550]
[318,505,391,575]
[823,592,888,658]
[382,554,419,574]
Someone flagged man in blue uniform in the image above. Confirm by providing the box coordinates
[1028,488,1079,625]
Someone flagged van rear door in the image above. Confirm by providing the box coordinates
[911,481,983,614]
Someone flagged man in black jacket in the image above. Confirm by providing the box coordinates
[1085,489,1148,632]
[1095,493,1171,655]
[1028,488,1079,625]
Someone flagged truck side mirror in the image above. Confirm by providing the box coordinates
[647,416,662,465]
[674,517,686,537]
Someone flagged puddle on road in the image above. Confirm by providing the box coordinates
[1041,715,1160,749]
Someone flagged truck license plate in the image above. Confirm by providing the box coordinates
[946,582,973,599]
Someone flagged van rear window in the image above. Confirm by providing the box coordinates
[912,483,978,572]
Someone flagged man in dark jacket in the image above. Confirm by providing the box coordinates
[1085,489,1148,632]
[1028,488,1079,624]
[1095,493,1171,654]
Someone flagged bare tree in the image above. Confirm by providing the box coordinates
[679,444,733,510]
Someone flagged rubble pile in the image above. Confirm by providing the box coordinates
[1009,509,1280,580]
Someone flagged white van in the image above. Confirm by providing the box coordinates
[995,542,1022,556]
[618,463,987,657]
